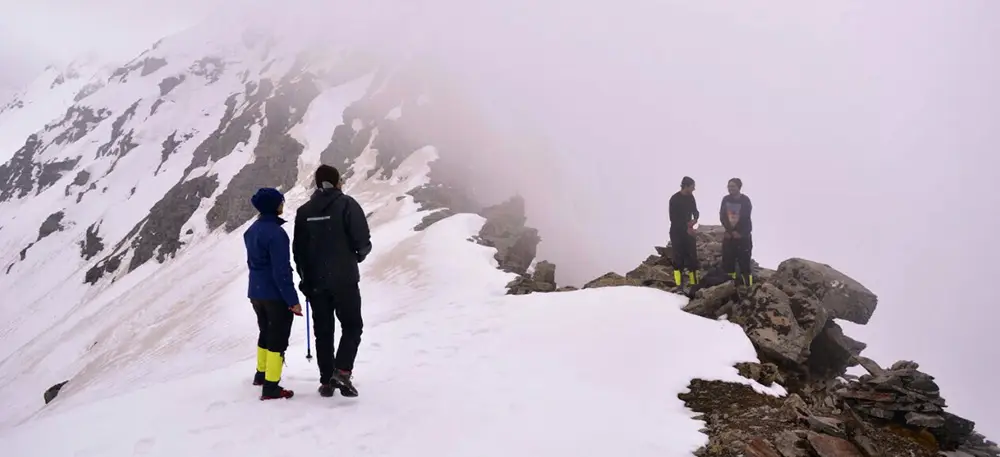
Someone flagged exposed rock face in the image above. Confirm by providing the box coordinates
[79,222,105,260]
[44,380,69,404]
[506,260,557,295]
[158,74,186,96]
[206,71,321,232]
[475,195,539,275]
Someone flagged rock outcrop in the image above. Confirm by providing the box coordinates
[506,261,557,295]
[562,223,996,456]
[474,195,540,276]
[43,380,68,404]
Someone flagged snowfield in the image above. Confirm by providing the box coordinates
[0,149,785,456]
[0,19,787,456]
[1,218,783,457]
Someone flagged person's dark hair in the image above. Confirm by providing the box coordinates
[315,165,341,189]
[680,176,695,188]
[728,178,743,189]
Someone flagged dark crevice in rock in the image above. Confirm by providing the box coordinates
[207,70,320,232]
[158,74,185,96]
[79,222,105,260]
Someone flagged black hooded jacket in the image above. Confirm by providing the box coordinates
[292,188,372,292]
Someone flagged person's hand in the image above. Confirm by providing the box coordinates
[687,227,696,236]
[290,304,303,316]
[731,231,741,239]
[688,219,697,228]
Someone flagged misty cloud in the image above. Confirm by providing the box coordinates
[6,0,999,436]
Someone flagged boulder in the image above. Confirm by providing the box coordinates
[44,380,69,404]
[770,258,877,325]
[682,281,736,318]
[732,283,825,367]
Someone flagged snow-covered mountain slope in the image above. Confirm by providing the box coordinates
[0,14,785,456]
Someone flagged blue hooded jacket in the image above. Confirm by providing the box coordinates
[243,188,299,307]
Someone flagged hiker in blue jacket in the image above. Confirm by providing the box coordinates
[244,187,302,401]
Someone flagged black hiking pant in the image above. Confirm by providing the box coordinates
[309,283,364,382]
[721,233,753,280]
[669,229,699,271]
[253,299,294,355]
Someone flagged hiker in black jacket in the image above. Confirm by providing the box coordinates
[668,176,700,288]
[292,164,372,398]
[719,177,753,286]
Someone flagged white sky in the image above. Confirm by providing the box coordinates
[2,0,999,438]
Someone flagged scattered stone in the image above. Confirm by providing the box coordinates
[683,281,736,318]
[745,438,782,457]
[807,431,864,457]
[807,415,847,438]
[43,380,69,404]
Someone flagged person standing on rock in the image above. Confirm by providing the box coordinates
[719,178,754,287]
[244,187,302,401]
[293,164,372,398]
[669,176,700,289]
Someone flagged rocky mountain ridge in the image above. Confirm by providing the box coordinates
[499,224,998,457]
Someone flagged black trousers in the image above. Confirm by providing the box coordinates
[669,230,700,271]
[309,283,364,381]
[721,234,753,278]
[253,299,294,354]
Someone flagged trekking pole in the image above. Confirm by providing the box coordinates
[305,300,313,362]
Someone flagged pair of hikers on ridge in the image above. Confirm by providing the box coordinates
[668,176,753,290]
[243,165,373,401]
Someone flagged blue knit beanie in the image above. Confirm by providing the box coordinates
[251,187,284,215]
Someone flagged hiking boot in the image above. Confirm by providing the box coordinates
[253,371,265,386]
[329,370,358,397]
[318,383,335,397]
[260,381,294,400]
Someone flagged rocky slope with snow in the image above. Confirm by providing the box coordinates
[520,227,1000,457]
